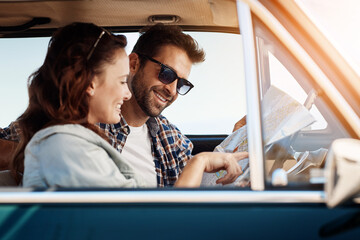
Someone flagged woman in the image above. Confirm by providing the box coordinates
[11,22,247,188]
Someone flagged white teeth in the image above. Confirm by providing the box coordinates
[117,104,121,109]
[155,92,166,102]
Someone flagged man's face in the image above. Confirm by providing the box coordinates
[130,45,192,117]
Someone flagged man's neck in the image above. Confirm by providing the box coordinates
[121,98,149,127]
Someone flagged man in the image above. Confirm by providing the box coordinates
[100,24,205,187]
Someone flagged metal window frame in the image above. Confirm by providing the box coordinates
[236,0,265,191]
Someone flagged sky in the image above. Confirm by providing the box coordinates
[1,0,359,132]
[296,0,360,75]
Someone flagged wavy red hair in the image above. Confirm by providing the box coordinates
[11,22,127,184]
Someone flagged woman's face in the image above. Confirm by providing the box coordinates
[87,48,131,124]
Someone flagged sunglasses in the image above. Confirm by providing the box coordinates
[137,54,194,95]
[87,28,113,61]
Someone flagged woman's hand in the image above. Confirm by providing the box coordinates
[175,151,248,187]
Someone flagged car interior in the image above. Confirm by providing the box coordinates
[0,0,244,187]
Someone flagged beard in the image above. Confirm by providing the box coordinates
[131,69,174,117]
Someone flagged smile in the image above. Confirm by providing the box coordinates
[116,103,121,111]
[154,91,168,103]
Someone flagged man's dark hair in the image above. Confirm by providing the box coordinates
[132,23,205,65]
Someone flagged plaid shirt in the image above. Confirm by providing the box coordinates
[0,122,21,142]
[99,115,193,187]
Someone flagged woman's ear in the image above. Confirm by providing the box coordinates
[86,81,96,96]
[129,53,140,73]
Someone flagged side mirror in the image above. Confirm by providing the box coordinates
[325,138,360,208]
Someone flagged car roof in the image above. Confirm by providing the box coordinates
[0,0,240,37]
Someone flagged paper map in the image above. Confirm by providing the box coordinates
[201,85,316,187]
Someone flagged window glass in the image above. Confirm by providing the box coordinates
[0,32,245,135]
[268,52,327,130]
[0,32,138,128]
[0,37,49,127]
[253,18,350,186]
[296,0,360,75]
[163,32,246,135]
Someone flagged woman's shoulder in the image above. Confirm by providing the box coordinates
[26,124,106,153]
[35,124,94,136]
[32,124,102,143]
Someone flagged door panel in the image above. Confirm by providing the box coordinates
[0,202,358,239]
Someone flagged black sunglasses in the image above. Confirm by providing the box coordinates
[137,53,194,95]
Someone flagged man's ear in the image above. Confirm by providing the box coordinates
[129,52,140,73]
[86,81,96,96]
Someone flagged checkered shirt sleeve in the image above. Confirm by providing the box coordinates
[0,121,21,142]
[153,115,193,187]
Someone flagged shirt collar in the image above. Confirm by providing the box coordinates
[110,115,159,137]
[146,117,160,137]
[110,115,130,135]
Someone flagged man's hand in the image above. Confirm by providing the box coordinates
[232,115,246,132]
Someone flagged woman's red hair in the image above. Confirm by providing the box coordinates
[11,22,127,184]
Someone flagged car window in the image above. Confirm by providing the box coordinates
[0,37,49,127]
[0,34,137,128]
[163,32,246,135]
[0,31,245,136]
[267,52,327,130]
[253,17,351,186]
